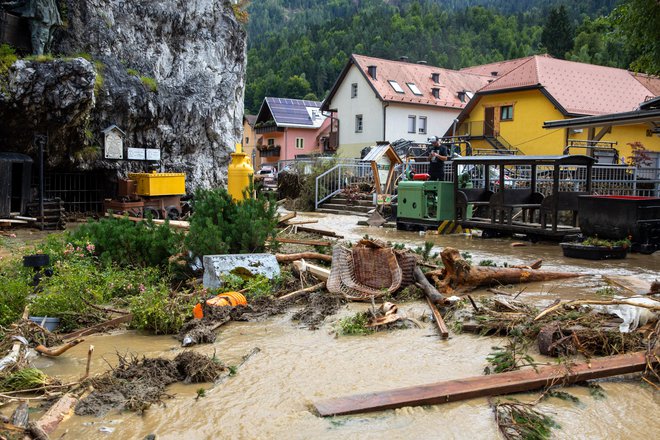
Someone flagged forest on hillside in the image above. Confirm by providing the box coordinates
[244,0,659,113]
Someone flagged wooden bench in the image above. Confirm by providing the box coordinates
[455,188,494,220]
[489,189,544,225]
[539,191,589,229]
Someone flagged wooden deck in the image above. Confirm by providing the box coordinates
[460,217,581,240]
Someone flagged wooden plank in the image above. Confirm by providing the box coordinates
[278,212,297,224]
[425,297,449,339]
[62,314,133,340]
[36,393,78,434]
[604,275,652,295]
[275,237,332,246]
[11,215,37,221]
[0,218,28,224]
[292,260,330,282]
[105,213,190,229]
[295,225,344,238]
[314,350,656,417]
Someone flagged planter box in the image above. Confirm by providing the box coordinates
[560,242,628,260]
[29,316,60,332]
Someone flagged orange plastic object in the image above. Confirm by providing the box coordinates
[192,291,248,319]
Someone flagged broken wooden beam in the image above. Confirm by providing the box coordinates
[276,252,332,263]
[106,213,190,229]
[604,275,652,296]
[294,225,344,238]
[425,297,449,339]
[35,393,78,434]
[275,237,332,246]
[292,260,330,282]
[314,350,657,417]
[277,212,297,224]
[278,282,326,301]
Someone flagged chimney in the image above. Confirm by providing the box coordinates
[457,91,466,102]
[367,65,377,80]
[399,56,409,62]
[490,71,498,76]
[417,60,427,65]
[431,72,440,83]
[432,87,440,99]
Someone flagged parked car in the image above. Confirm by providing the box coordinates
[255,165,278,191]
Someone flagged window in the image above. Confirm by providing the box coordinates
[295,138,304,149]
[418,116,427,134]
[351,83,358,98]
[500,105,513,121]
[267,138,275,147]
[407,82,423,96]
[407,115,416,133]
[355,114,363,133]
[244,137,249,145]
[388,80,404,93]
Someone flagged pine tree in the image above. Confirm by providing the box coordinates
[541,5,575,58]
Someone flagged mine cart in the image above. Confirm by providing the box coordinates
[104,172,186,219]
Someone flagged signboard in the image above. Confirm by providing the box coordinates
[127,148,146,160]
[104,130,123,159]
[146,149,161,161]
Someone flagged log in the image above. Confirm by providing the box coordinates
[11,402,29,428]
[35,339,85,357]
[275,237,332,246]
[294,225,344,238]
[413,267,445,305]
[292,260,330,282]
[425,297,449,339]
[106,213,190,229]
[285,220,318,225]
[35,393,78,434]
[278,282,326,301]
[277,212,297,224]
[425,248,580,294]
[275,252,332,263]
[314,350,658,416]
[28,421,50,440]
[62,314,133,340]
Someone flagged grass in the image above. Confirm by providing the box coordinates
[127,68,139,76]
[94,61,104,95]
[140,76,158,92]
[335,312,373,336]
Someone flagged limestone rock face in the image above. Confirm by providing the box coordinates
[1,0,246,189]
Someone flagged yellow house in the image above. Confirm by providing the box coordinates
[451,55,660,163]
[242,114,258,168]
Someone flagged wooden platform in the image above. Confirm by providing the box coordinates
[461,217,580,240]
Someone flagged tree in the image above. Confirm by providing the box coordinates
[541,5,574,58]
[611,0,660,75]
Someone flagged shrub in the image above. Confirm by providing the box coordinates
[0,259,32,326]
[72,216,185,267]
[140,76,158,92]
[186,187,278,258]
[129,285,195,334]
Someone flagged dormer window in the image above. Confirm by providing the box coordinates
[407,83,423,96]
[388,80,404,94]
[351,83,358,98]
[431,73,440,83]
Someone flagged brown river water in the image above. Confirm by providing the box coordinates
[8,213,660,439]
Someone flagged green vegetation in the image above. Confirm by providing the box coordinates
[492,399,560,440]
[335,312,374,336]
[140,76,158,92]
[485,332,537,374]
[244,0,649,113]
[129,284,196,334]
[582,236,631,248]
[127,68,139,76]
[186,187,278,258]
[0,368,53,392]
[0,259,32,326]
[93,60,104,96]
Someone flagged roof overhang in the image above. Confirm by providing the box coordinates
[543,109,660,129]
[452,154,596,166]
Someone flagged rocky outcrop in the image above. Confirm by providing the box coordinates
[0,0,246,189]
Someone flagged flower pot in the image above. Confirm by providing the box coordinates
[29,316,60,332]
[560,242,628,260]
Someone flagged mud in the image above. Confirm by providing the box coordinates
[291,290,346,330]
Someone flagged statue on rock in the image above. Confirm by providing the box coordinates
[1,0,62,55]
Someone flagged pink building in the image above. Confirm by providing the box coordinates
[254,97,332,166]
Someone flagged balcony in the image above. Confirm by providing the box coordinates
[258,145,281,158]
[254,121,284,134]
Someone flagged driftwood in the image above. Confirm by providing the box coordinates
[275,252,332,263]
[534,298,660,321]
[294,225,344,238]
[35,339,85,357]
[278,282,326,301]
[413,267,449,339]
[285,220,318,225]
[314,350,658,416]
[106,213,190,229]
[277,212,297,224]
[275,237,332,246]
[292,260,330,282]
[28,421,50,440]
[62,314,133,340]
[425,248,580,294]
[11,402,29,428]
[35,393,78,434]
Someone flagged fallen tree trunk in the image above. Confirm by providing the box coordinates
[62,314,133,340]
[278,282,326,301]
[314,350,658,416]
[276,252,332,263]
[425,248,581,294]
[35,393,78,434]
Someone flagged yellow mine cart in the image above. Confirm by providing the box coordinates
[128,172,186,197]
[227,143,254,201]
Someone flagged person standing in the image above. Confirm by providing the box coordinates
[1,0,62,55]
[428,136,449,181]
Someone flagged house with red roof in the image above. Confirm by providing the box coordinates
[254,97,331,167]
[453,54,660,162]
[320,54,492,158]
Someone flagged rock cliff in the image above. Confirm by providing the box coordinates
[0,0,246,189]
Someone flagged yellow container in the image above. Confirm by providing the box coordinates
[127,172,186,196]
[227,143,254,201]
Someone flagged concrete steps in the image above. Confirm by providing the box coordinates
[317,193,375,217]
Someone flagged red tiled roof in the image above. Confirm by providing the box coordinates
[459,55,547,77]
[632,73,660,97]
[473,55,658,115]
[352,54,491,109]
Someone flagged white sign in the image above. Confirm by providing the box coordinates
[127,148,146,160]
[104,131,123,159]
[146,149,161,161]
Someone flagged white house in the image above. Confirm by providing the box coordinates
[321,54,492,158]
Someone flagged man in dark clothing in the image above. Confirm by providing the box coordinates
[1,0,62,55]
[428,136,449,181]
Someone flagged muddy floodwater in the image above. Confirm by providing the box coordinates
[30,212,660,439]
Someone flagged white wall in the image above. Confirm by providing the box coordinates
[385,104,460,143]
[330,65,383,158]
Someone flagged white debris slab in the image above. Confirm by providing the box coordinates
[203,254,280,289]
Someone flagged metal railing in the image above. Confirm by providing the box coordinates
[315,162,373,209]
